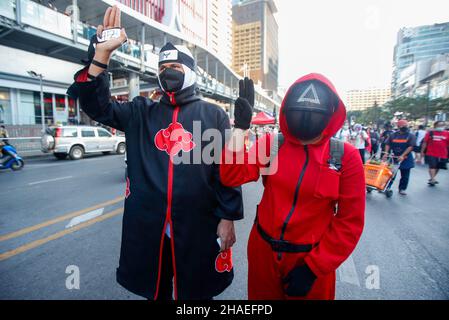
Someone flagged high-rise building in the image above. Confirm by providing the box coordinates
[232,0,279,94]
[392,22,449,98]
[117,0,233,66]
[345,88,391,111]
[208,0,233,67]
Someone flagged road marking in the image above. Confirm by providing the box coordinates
[338,255,361,287]
[0,208,124,262]
[0,196,124,242]
[65,208,104,228]
[28,176,73,186]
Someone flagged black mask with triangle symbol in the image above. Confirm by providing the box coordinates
[283,80,338,141]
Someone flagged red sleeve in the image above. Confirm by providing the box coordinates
[305,147,366,278]
[220,133,271,187]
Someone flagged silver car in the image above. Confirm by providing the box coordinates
[41,125,126,160]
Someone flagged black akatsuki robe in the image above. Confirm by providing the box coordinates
[70,69,243,300]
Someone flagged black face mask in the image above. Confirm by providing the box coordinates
[159,68,185,93]
[283,81,337,141]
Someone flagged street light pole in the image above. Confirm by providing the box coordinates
[28,71,45,132]
[39,74,44,132]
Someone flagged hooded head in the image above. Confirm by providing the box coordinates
[280,73,346,145]
[158,42,196,93]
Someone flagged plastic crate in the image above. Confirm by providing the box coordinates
[364,162,393,190]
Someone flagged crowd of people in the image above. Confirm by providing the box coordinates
[335,120,449,194]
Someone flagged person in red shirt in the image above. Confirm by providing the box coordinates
[220,74,365,300]
[421,121,449,186]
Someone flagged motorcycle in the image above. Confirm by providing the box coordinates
[0,144,24,171]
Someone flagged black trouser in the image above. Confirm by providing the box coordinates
[156,235,174,301]
[371,144,379,156]
[359,149,366,164]
[155,235,214,301]
[399,169,411,191]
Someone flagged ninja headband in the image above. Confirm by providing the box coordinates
[284,80,338,115]
[158,42,195,71]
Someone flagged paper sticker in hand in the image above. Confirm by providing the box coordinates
[215,249,233,273]
[97,28,122,43]
[154,122,195,157]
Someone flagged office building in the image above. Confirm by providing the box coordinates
[232,0,279,94]
[392,22,449,98]
[345,88,391,111]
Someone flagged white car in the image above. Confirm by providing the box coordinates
[41,125,126,160]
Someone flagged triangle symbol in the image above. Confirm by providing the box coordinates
[297,84,321,104]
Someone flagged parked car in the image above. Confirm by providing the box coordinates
[41,125,126,160]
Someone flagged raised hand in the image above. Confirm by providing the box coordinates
[234,77,254,130]
[95,6,128,57]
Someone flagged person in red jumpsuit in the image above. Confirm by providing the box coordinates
[220,74,366,300]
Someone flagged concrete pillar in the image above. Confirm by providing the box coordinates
[193,46,198,74]
[205,54,209,88]
[223,70,226,94]
[72,0,79,44]
[128,72,140,100]
[215,62,218,91]
[229,99,234,121]
[15,0,22,25]
[140,24,145,71]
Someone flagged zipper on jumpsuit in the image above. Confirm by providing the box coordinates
[154,92,179,300]
[277,145,309,260]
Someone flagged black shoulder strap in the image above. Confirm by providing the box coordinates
[329,138,344,171]
[269,132,284,166]
[269,134,344,172]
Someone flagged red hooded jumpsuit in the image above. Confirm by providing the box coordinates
[220,74,366,300]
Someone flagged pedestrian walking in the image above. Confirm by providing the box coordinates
[414,125,426,164]
[380,123,394,153]
[421,121,449,186]
[350,124,368,164]
[369,127,380,157]
[335,121,351,143]
[383,120,416,196]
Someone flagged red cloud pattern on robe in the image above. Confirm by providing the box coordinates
[215,249,233,273]
[154,122,196,157]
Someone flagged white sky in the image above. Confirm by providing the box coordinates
[275,0,449,95]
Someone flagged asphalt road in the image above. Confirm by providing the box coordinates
[0,154,448,300]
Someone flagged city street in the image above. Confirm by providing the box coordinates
[0,154,448,300]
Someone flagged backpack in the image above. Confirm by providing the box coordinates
[269,133,345,172]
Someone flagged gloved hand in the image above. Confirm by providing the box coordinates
[234,77,254,130]
[282,264,317,297]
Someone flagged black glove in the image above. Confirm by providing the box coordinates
[282,264,317,297]
[234,77,254,130]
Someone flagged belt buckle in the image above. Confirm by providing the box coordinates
[271,239,288,252]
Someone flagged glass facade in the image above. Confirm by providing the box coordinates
[393,23,449,94]
[0,88,77,126]
[0,87,12,124]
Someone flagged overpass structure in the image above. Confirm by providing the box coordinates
[0,0,280,122]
